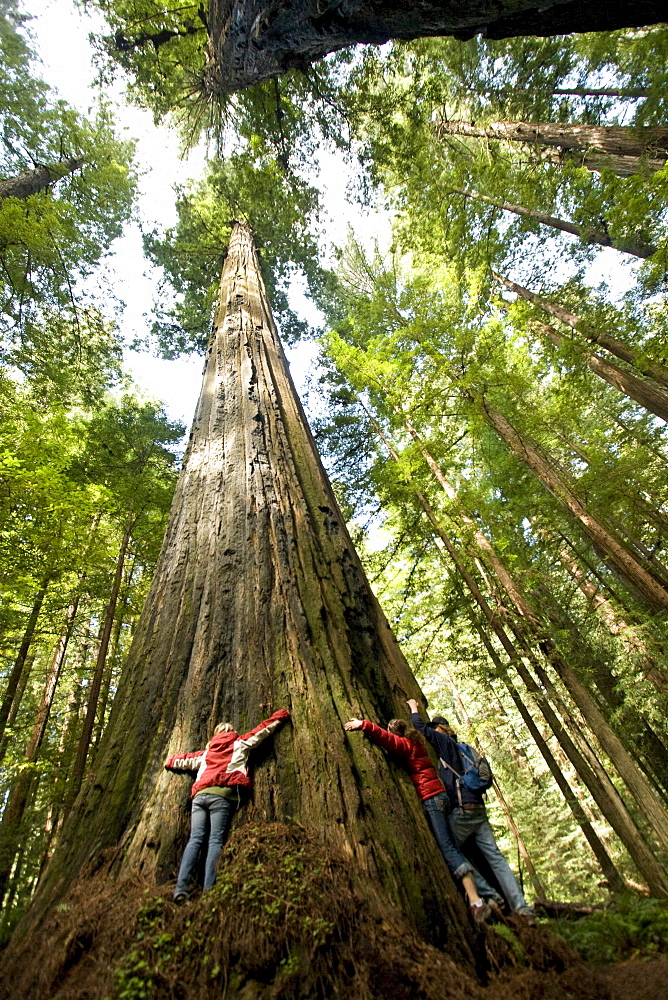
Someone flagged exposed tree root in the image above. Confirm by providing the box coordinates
[0,823,612,1000]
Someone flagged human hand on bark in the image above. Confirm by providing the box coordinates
[406,699,419,714]
[344,719,363,731]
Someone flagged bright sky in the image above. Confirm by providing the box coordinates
[25,0,386,432]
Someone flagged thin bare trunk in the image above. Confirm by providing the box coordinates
[0,157,85,201]
[452,187,656,258]
[555,544,668,692]
[67,522,132,807]
[0,596,79,904]
[496,273,668,390]
[0,581,49,749]
[535,320,668,422]
[477,401,668,612]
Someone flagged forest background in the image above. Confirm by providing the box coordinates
[1,0,668,971]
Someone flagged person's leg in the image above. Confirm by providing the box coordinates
[175,797,208,898]
[473,816,532,913]
[203,795,235,890]
[422,793,476,889]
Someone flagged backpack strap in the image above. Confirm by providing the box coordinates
[439,757,464,808]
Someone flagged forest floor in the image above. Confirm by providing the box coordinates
[2,823,667,1000]
[597,956,668,1000]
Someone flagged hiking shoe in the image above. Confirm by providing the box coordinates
[173,891,189,905]
[513,906,536,926]
[469,900,492,925]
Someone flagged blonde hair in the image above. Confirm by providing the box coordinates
[214,722,234,735]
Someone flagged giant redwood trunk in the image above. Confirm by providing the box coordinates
[202,0,668,94]
[1,222,478,997]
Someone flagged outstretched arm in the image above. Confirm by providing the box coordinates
[165,749,205,772]
[345,718,411,756]
[406,699,438,749]
[237,708,290,750]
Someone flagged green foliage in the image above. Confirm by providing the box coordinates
[144,155,324,354]
[551,894,668,964]
[0,1,137,342]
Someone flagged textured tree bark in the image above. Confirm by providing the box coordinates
[203,0,668,94]
[534,320,668,423]
[452,188,657,258]
[0,581,49,751]
[3,222,473,991]
[560,151,667,177]
[0,158,85,201]
[435,121,668,158]
[496,273,668,389]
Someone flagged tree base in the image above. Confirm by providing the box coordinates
[0,823,611,1000]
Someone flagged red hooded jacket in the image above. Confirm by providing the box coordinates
[165,708,289,798]
[360,720,443,802]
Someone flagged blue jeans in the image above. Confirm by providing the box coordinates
[175,792,235,895]
[450,805,527,911]
[422,791,477,881]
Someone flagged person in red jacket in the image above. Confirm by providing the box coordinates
[344,716,490,923]
[166,707,290,902]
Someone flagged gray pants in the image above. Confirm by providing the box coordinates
[450,805,528,912]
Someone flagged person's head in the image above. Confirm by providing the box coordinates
[388,718,427,746]
[430,715,458,740]
[214,722,235,735]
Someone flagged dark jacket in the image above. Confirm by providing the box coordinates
[166,708,289,798]
[411,713,484,808]
[360,720,443,802]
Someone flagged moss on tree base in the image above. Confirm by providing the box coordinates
[0,822,614,1000]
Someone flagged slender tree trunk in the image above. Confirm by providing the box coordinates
[66,521,132,807]
[476,400,668,612]
[91,558,136,757]
[535,320,668,422]
[5,655,34,731]
[496,273,668,389]
[403,419,668,852]
[0,596,79,904]
[555,544,668,693]
[0,157,85,201]
[435,120,668,158]
[561,150,666,177]
[492,658,625,893]
[451,187,656,258]
[363,406,663,893]
[552,88,649,98]
[3,222,477,997]
[0,581,49,750]
[42,675,85,865]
